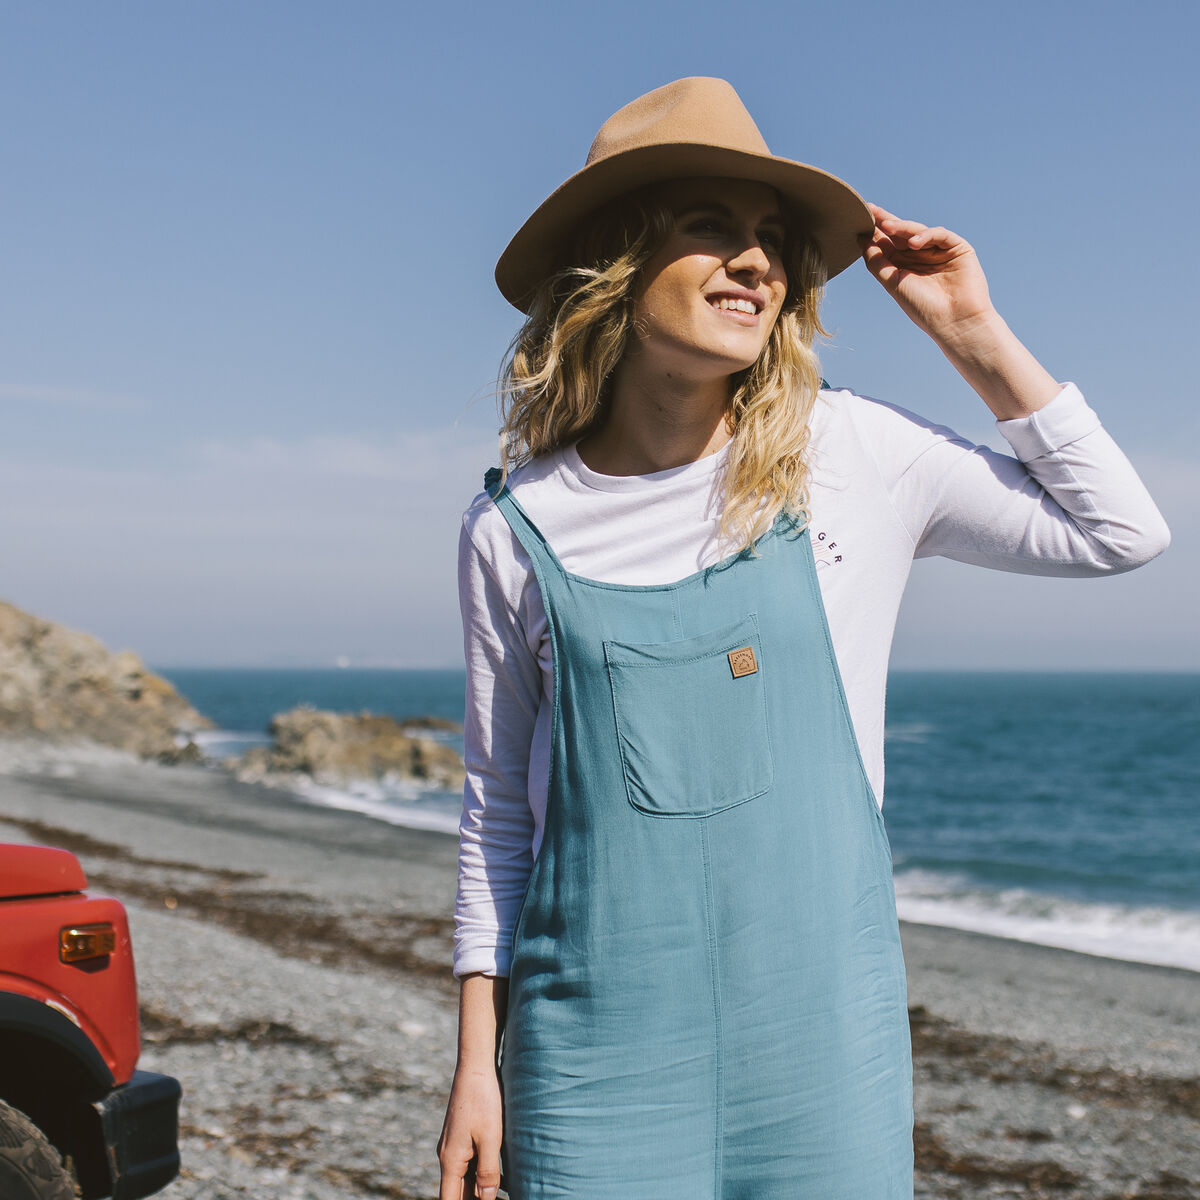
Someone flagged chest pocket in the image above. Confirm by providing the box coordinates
[604,612,773,818]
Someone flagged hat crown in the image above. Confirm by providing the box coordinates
[585,77,772,168]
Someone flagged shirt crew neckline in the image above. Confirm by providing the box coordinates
[558,440,731,495]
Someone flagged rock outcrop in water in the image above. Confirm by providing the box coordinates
[0,598,211,759]
[235,706,465,791]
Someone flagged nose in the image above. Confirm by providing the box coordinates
[725,240,771,283]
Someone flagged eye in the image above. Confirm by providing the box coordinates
[684,216,725,237]
[758,228,785,254]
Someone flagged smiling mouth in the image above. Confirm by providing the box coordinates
[710,297,761,316]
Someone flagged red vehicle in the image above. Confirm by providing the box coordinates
[0,843,180,1199]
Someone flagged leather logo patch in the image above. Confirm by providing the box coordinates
[727,647,758,678]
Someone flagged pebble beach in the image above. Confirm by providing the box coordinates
[2,744,1197,1200]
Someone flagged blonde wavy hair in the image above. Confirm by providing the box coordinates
[497,185,829,554]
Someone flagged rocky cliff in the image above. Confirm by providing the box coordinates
[235,706,465,791]
[0,599,211,758]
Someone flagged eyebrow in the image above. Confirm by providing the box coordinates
[676,201,786,228]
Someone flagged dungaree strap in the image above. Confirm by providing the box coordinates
[483,467,564,579]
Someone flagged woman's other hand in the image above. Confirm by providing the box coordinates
[437,1061,503,1200]
[438,972,508,1200]
[859,202,1061,420]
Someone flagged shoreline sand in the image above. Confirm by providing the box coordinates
[2,749,1197,1199]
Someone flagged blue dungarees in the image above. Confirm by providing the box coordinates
[487,474,913,1199]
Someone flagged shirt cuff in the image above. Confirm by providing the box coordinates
[453,945,512,980]
[995,382,1102,462]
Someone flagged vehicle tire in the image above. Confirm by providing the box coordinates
[0,1100,79,1200]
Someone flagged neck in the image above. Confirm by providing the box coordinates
[577,357,734,476]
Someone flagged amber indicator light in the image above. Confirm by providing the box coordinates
[60,923,117,964]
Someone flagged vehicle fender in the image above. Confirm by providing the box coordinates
[0,990,115,1099]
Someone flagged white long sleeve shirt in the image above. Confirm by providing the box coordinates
[453,384,1169,978]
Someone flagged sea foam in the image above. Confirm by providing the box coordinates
[274,773,462,835]
[894,867,1200,973]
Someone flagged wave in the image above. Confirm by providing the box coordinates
[894,867,1200,973]
[190,728,272,756]
[193,727,461,834]
[268,773,461,836]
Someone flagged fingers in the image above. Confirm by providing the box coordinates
[437,1152,499,1200]
[858,218,904,285]
[437,1135,501,1200]
[439,1160,466,1200]
[858,222,900,286]
[868,202,927,241]
[866,202,963,254]
[437,1130,468,1200]
[859,244,905,294]
[867,201,903,227]
[474,1133,503,1200]
[907,225,955,250]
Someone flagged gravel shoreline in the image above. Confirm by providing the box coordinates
[2,747,1197,1199]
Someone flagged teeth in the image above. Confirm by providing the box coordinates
[713,298,757,314]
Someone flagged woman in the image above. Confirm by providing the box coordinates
[438,78,1169,1200]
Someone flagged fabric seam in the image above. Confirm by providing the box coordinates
[603,616,762,667]
[700,821,724,1195]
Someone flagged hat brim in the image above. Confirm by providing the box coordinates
[495,143,873,312]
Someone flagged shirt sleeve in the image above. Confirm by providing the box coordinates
[885,383,1170,574]
[453,505,541,979]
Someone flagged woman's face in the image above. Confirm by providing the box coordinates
[629,177,789,384]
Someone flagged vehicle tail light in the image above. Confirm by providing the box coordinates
[60,923,117,963]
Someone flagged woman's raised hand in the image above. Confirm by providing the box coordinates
[860,202,1061,420]
[859,203,996,346]
[437,1062,504,1200]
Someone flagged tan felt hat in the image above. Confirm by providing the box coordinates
[495,76,872,312]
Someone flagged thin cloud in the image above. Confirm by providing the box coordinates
[0,425,500,536]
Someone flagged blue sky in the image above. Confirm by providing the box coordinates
[0,0,1194,668]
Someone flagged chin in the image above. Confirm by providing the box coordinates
[712,342,769,375]
[649,329,771,380]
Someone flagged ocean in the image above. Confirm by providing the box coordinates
[160,667,1200,973]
